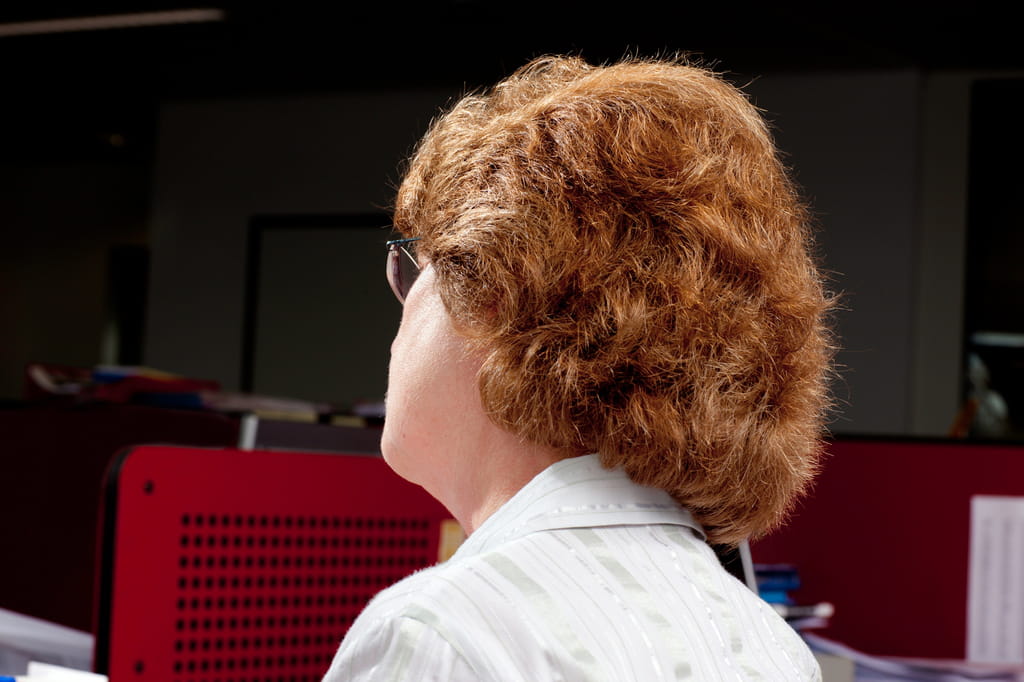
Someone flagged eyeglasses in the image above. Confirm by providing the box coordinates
[386,237,422,303]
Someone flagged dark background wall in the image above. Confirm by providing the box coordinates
[144,71,925,435]
[2,2,1022,436]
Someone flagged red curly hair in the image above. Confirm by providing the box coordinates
[394,56,834,545]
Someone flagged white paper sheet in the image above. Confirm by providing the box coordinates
[25,661,106,680]
[968,495,1024,663]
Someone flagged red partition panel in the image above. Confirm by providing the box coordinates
[94,445,455,682]
[751,438,1024,659]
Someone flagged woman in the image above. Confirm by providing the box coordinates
[324,55,832,681]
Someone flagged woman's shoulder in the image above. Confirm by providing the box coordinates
[331,554,551,681]
[344,549,507,639]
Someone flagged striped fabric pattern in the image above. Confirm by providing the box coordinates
[323,455,821,681]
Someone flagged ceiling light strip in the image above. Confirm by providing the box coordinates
[0,8,226,37]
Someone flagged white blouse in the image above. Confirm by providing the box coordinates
[323,454,820,681]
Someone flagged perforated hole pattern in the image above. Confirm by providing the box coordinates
[163,513,435,682]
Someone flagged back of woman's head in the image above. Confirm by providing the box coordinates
[394,55,834,545]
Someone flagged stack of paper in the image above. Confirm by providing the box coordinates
[805,633,1024,682]
[0,609,92,677]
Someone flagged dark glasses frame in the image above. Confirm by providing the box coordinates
[385,237,422,303]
